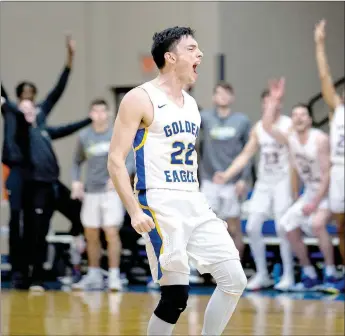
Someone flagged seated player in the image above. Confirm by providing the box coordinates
[262,78,339,291]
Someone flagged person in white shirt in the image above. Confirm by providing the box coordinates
[315,19,344,293]
[214,90,294,291]
[262,78,338,291]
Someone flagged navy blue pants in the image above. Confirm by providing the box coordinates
[6,168,83,277]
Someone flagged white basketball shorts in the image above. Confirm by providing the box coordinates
[280,188,329,236]
[201,180,241,219]
[137,189,240,284]
[81,190,125,228]
[249,177,293,219]
[329,165,345,214]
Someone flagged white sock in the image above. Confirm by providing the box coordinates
[276,224,294,280]
[147,314,175,335]
[303,266,317,279]
[202,287,241,336]
[88,267,101,277]
[247,213,267,275]
[109,268,120,277]
[325,265,336,277]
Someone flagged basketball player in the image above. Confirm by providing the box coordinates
[71,99,128,291]
[262,78,339,290]
[108,27,247,336]
[213,88,294,291]
[315,19,344,292]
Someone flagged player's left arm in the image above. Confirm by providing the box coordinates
[314,20,342,117]
[1,83,9,101]
[312,132,331,207]
[37,35,75,123]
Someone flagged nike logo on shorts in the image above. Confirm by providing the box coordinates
[158,104,167,108]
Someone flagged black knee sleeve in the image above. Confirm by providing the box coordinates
[154,285,189,324]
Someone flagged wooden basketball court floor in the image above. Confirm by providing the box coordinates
[1,286,344,336]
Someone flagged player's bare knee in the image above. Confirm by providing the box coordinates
[285,228,297,242]
[85,228,99,242]
[104,227,119,242]
[311,220,326,237]
[154,285,189,324]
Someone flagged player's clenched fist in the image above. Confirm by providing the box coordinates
[131,211,155,234]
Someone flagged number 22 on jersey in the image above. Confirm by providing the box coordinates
[171,142,195,165]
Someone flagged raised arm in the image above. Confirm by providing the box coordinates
[261,78,290,145]
[1,83,9,101]
[46,117,91,140]
[1,96,32,168]
[314,20,342,114]
[1,100,24,167]
[107,88,155,234]
[37,35,75,122]
[213,125,259,184]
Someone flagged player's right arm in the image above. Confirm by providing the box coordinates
[261,78,291,145]
[314,20,342,117]
[108,88,155,234]
[213,125,259,184]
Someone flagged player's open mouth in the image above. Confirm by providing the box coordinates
[193,64,198,74]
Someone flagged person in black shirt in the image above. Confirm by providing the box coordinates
[2,97,91,290]
[1,36,85,288]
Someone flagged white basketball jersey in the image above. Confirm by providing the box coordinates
[288,128,323,191]
[256,115,292,183]
[330,104,344,166]
[133,82,201,192]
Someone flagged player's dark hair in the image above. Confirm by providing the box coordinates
[90,98,108,108]
[292,103,312,117]
[151,26,195,69]
[214,82,234,94]
[16,81,37,99]
[261,89,270,100]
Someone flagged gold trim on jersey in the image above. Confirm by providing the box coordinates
[134,128,148,151]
